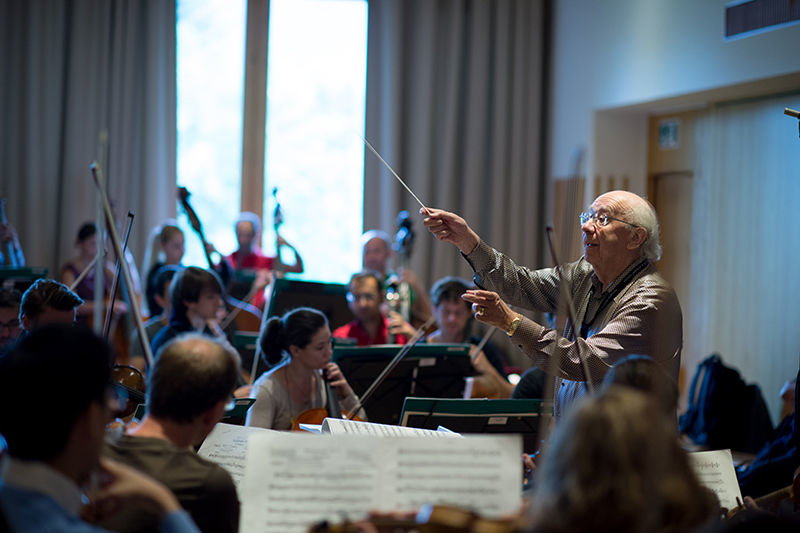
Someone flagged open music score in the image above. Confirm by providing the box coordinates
[199,423,522,533]
[687,449,743,511]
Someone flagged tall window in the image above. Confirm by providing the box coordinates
[176,0,246,266]
[263,0,368,283]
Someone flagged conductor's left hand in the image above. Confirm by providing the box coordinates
[461,290,518,332]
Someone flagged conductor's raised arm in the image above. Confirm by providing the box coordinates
[420,207,481,255]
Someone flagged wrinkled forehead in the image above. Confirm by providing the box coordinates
[590,192,631,216]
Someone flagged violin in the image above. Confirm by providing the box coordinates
[291,367,364,430]
[308,503,526,532]
[111,365,146,419]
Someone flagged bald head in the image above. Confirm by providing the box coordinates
[594,191,661,261]
[149,334,240,423]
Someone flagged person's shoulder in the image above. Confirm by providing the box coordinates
[1,485,104,533]
[332,322,356,337]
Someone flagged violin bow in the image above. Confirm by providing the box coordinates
[102,211,134,338]
[346,316,436,420]
[90,162,155,369]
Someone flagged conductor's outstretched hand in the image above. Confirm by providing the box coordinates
[420,208,481,255]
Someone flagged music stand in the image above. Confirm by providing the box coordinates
[265,278,353,330]
[332,344,472,425]
[0,267,48,292]
[399,397,549,454]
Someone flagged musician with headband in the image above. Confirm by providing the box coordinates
[422,190,681,418]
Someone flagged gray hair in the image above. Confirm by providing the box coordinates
[621,196,662,261]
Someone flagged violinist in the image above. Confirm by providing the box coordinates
[150,266,229,356]
[59,222,128,325]
[225,212,304,309]
[19,278,82,331]
[0,288,22,349]
[101,334,240,533]
[142,221,185,318]
[333,271,411,346]
[246,307,364,430]
[426,277,514,398]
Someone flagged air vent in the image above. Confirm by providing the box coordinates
[725,0,800,39]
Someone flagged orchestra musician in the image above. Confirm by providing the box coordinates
[333,271,411,346]
[60,222,129,326]
[422,190,682,418]
[0,219,25,267]
[246,307,364,430]
[224,212,304,309]
[128,265,181,372]
[101,334,240,533]
[142,222,185,318]
[361,230,431,325]
[19,278,82,331]
[0,324,202,533]
[426,276,514,398]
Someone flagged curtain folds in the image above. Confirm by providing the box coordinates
[365,0,547,292]
[0,0,176,277]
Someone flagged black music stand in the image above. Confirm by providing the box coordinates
[265,278,353,330]
[399,397,549,454]
[332,344,472,425]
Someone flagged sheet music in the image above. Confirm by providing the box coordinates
[687,449,743,511]
[321,417,460,438]
[239,432,521,533]
[197,423,272,488]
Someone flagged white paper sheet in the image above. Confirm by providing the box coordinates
[320,417,461,438]
[197,423,272,488]
[687,449,743,511]
[238,432,521,533]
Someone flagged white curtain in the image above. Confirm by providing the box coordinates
[0,0,176,278]
[365,0,547,291]
[691,93,800,420]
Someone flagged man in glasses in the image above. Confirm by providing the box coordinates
[334,271,411,345]
[0,324,201,532]
[422,190,681,418]
[100,333,241,533]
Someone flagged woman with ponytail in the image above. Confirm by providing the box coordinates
[245,307,364,430]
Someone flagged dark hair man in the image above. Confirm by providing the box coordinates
[333,271,410,346]
[101,333,240,533]
[0,324,200,533]
[19,278,83,331]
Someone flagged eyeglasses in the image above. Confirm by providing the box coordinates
[346,292,378,303]
[579,211,640,229]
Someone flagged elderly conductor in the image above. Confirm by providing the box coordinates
[422,190,681,417]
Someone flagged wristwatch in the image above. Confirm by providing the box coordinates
[505,314,522,337]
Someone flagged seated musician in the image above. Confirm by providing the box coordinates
[142,222,185,318]
[246,307,365,430]
[426,276,514,398]
[362,229,431,325]
[225,212,303,309]
[0,288,22,349]
[333,271,410,346]
[0,324,201,533]
[59,222,128,325]
[128,265,181,372]
[19,278,83,331]
[150,267,228,356]
[527,387,718,533]
[101,334,240,533]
